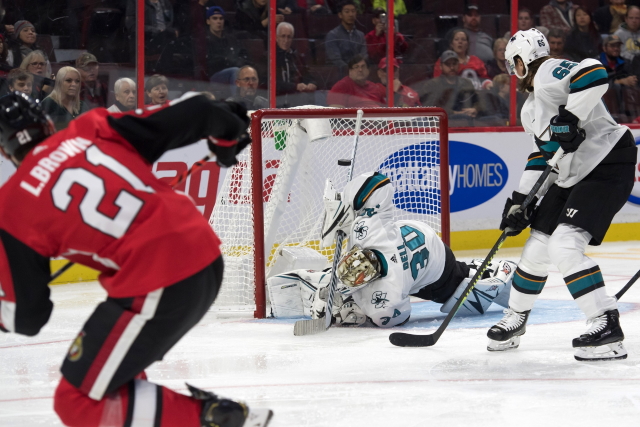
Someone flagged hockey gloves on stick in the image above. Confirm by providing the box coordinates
[311,286,366,326]
[207,133,252,167]
[550,105,586,153]
[500,191,537,237]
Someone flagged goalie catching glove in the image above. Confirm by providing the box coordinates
[500,191,537,237]
[311,286,367,326]
[550,105,586,153]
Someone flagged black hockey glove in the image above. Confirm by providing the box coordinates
[224,100,250,131]
[500,191,538,237]
[207,133,252,167]
[550,105,586,153]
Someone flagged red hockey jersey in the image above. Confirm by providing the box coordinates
[0,94,245,305]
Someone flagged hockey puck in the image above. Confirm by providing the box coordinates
[338,159,352,166]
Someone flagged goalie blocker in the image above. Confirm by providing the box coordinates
[267,172,517,327]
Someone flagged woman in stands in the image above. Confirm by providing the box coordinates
[40,66,88,131]
[145,74,170,106]
[20,50,53,101]
[566,6,601,61]
[433,29,491,90]
[7,20,49,68]
[486,38,509,78]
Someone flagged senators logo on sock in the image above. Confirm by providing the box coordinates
[67,331,85,362]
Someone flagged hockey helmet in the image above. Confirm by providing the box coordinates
[0,92,55,159]
[337,245,382,292]
[505,29,550,79]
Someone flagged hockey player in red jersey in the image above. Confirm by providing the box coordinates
[0,91,273,427]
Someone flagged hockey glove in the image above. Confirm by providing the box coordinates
[207,133,252,168]
[333,295,366,327]
[500,191,537,237]
[224,100,251,130]
[550,105,586,153]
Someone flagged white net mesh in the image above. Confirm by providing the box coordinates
[209,109,445,315]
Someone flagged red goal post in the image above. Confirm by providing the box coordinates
[209,107,449,318]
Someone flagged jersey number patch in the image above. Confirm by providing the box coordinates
[400,225,430,280]
[552,60,578,80]
[51,145,154,239]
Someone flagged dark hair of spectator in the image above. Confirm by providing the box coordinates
[7,68,32,88]
[626,5,640,18]
[372,8,385,19]
[547,28,565,40]
[450,29,470,55]
[572,6,600,40]
[348,54,366,69]
[145,74,169,93]
[517,56,554,92]
[338,0,356,13]
[519,8,532,19]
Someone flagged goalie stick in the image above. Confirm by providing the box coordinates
[389,146,565,347]
[293,109,364,336]
[49,154,214,282]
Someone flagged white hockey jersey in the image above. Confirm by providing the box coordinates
[519,58,629,195]
[341,172,446,327]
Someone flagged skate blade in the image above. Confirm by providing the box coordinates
[487,335,520,352]
[574,341,627,362]
[243,408,274,427]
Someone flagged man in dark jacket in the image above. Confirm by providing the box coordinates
[275,22,317,107]
[599,35,637,86]
[235,0,284,41]
[205,6,248,98]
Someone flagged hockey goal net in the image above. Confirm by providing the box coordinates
[209,107,449,318]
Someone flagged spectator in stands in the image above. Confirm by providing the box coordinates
[235,0,284,41]
[76,53,107,110]
[504,9,549,39]
[594,0,627,35]
[145,74,169,106]
[327,54,385,107]
[174,0,211,80]
[292,0,330,14]
[376,57,419,107]
[125,0,178,74]
[0,35,11,76]
[599,35,637,86]
[540,0,579,34]
[486,74,510,121]
[275,22,317,108]
[205,6,248,98]
[365,8,408,65]
[19,50,52,101]
[421,50,480,120]
[565,7,601,61]
[450,5,494,63]
[40,66,89,131]
[434,29,491,90]
[547,29,572,59]
[615,6,640,62]
[486,38,508,79]
[107,77,137,113]
[6,68,33,96]
[227,65,269,109]
[326,1,368,74]
[7,20,48,68]
[372,0,407,16]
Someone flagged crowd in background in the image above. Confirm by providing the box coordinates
[1,0,640,126]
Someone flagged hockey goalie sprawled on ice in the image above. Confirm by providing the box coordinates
[267,171,517,327]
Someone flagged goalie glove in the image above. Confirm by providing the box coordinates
[207,133,251,168]
[499,191,537,237]
[320,179,355,248]
[310,286,366,326]
[550,105,586,153]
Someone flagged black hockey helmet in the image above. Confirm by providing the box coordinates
[0,91,55,159]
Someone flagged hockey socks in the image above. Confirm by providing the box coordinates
[508,267,547,313]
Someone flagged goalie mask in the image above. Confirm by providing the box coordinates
[337,245,382,292]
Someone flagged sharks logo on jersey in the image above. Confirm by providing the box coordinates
[354,221,368,240]
[371,291,389,309]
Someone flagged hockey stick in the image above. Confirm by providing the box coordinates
[389,147,565,347]
[615,269,640,301]
[293,110,364,336]
[49,154,214,282]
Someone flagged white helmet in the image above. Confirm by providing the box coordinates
[505,28,550,79]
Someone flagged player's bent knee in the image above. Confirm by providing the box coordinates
[54,378,114,427]
[16,316,50,337]
[548,226,589,272]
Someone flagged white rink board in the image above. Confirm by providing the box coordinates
[2,130,639,232]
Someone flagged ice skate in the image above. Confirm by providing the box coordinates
[187,384,274,427]
[487,308,530,351]
[573,309,627,361]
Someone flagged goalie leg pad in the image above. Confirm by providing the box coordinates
[267,270,332,318]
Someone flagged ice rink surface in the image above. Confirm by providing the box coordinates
[3,241,640,426]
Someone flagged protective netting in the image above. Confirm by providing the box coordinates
[209,109,445,314]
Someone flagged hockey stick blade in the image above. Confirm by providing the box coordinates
[615,268,640,301]
[388,148,564,348]
[293,317,326,336]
